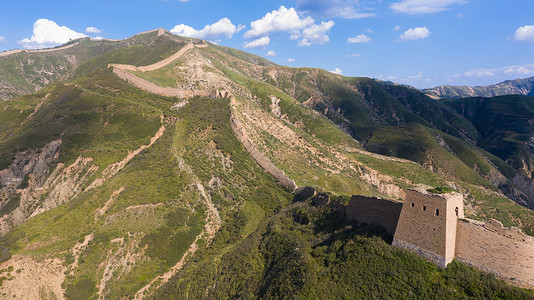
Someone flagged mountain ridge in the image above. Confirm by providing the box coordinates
[423,76,534,99]
[0,29,533,298]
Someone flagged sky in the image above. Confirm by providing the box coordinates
[1,0,533,89]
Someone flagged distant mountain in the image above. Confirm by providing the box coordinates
[423,77,534,99]
[1,29,534,298]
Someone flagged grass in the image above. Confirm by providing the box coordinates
[155,198,534,299]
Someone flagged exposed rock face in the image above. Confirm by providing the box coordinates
[423,76,534,99]
[0,140,62,205]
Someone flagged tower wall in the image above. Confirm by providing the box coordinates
[392,189,463,267]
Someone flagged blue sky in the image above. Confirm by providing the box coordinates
[1,0,533,88]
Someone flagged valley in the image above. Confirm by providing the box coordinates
[0,29,533,299]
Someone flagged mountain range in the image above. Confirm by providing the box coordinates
[0,29,533,299]
[423,76,534,99]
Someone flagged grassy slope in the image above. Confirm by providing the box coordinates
[1,33,533,298]
[444,95,534,176]
[155,198,534,299]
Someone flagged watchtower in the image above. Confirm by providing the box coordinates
[392,188,464,267]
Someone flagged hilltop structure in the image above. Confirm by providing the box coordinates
[346,188,534,288]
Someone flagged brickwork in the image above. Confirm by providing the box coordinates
[392,188,463,267]
[456,219,534,288]
[345,195,402,235]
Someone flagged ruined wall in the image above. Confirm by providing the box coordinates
[456,219,534,288]
[230,106,297,192]
[392,189,463,267]
[345,195,402,235]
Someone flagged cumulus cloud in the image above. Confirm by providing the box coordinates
[513,25,534,43]
[171,18,240,40]
[329,68,343,75]
[296,0,375,19]
[85,27,101,34]
[266,50,276,56]
[295,21,335,47]
[287,58,295,62]
[0,36,5,43]
[399,27,430,41]
[393,25,401,31]
[245,6,335,47]
[18,19,86,49]
[244,6,314,38]
[244,36,270,49]
[390,0,464,14]
[347,34,371,43]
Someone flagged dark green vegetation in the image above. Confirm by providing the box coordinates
[155,198,534,299]
[445,95,534,178]
[0,29,533,298]
[423,76,534,99]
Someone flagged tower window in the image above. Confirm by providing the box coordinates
[455,207,459,217]
[435,209,440,216]
[423,206,426,211]
[411,203,415,208]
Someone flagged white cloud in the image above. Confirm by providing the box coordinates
[94,36,104,40]
[266,50,276,56]
[296,0,375,19]
[513,25,534,43]
[390,0,464,14]
[244,6,314,38]
[85,27,101,34]
[287,58,295,62]
[345,53,361,58]
[399,27,430,41]
[244,36,270,49]
[330,68,343,75]
[171,18,239,40]
[347,34,371,43]
[0,36,5,43]
[18,19,86,49]
[297,20,335,46]
[462,64,534,78]
[393,26,401,31]
[245,6,335,47]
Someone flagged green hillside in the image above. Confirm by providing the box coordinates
[0,30,533,298]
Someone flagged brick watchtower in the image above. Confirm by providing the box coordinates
[392,188,464,267]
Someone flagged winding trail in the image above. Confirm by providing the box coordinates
[133,154,222,300]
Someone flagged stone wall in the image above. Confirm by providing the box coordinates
[345,195,402,235]
[230,115,297,192]
[456,219,534,288]
[392,189,463,267]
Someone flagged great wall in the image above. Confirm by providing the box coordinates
[346,188,534,288]
[101,31,533,288]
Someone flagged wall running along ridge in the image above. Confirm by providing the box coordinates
[109,41,296,192]
[346,188,534,288]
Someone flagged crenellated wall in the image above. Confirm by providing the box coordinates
[456,219,534,288]
[345,188,534,288]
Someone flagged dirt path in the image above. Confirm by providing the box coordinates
[86,115,166,190]
[94,187,125,221]
[133,154,222,299]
